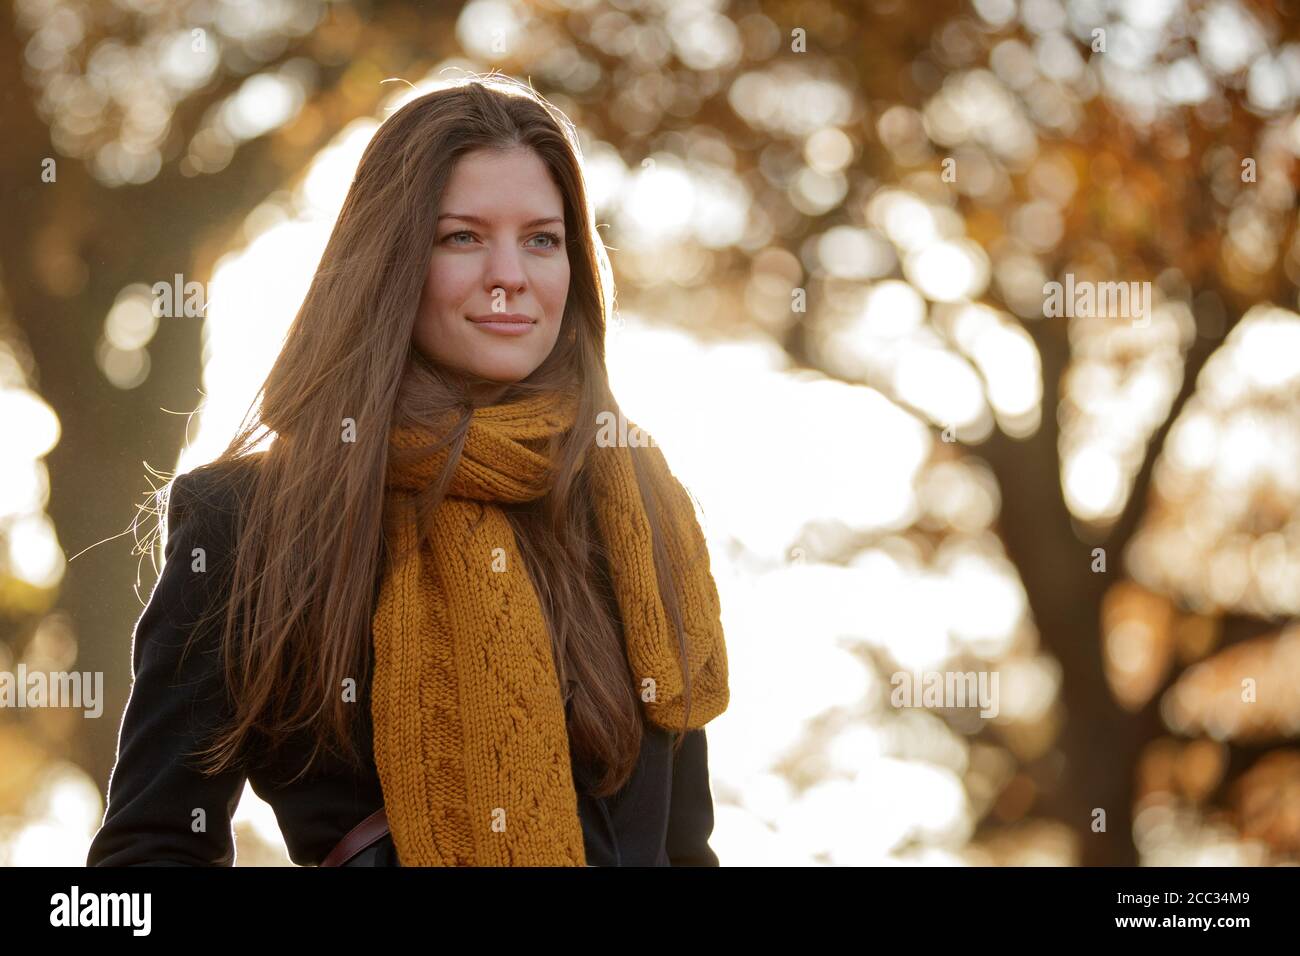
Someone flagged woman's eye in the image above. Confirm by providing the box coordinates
[442,231,562,248]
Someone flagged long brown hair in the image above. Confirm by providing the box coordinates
[165,76,697,797]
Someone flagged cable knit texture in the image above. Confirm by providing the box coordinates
[371,387,729,866]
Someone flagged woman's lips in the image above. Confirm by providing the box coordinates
[467,314,536,336]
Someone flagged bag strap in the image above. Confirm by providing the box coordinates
[320,806,390,866]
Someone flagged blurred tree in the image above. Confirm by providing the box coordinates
[515,0,1300,865]
[0,0,462,788]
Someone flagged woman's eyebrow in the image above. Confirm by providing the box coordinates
[437,213,563,227]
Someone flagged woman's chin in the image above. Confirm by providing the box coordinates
[469,363,536,387]
[466,376,521,403]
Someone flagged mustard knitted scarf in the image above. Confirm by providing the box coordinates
[370,388,729,866]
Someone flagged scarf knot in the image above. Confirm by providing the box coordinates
[386,390,577,503]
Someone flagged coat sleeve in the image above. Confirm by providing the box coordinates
[86,469,247,866]
[665,727,720,866]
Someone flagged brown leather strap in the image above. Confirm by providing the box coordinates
[320,806,389,867]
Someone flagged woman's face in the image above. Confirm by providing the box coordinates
[414,147,570,405]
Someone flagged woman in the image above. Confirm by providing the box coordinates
[86,77,730,867]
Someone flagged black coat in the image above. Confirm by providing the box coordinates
[87,462,721,867]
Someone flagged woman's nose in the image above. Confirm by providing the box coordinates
[483,244,527,294]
